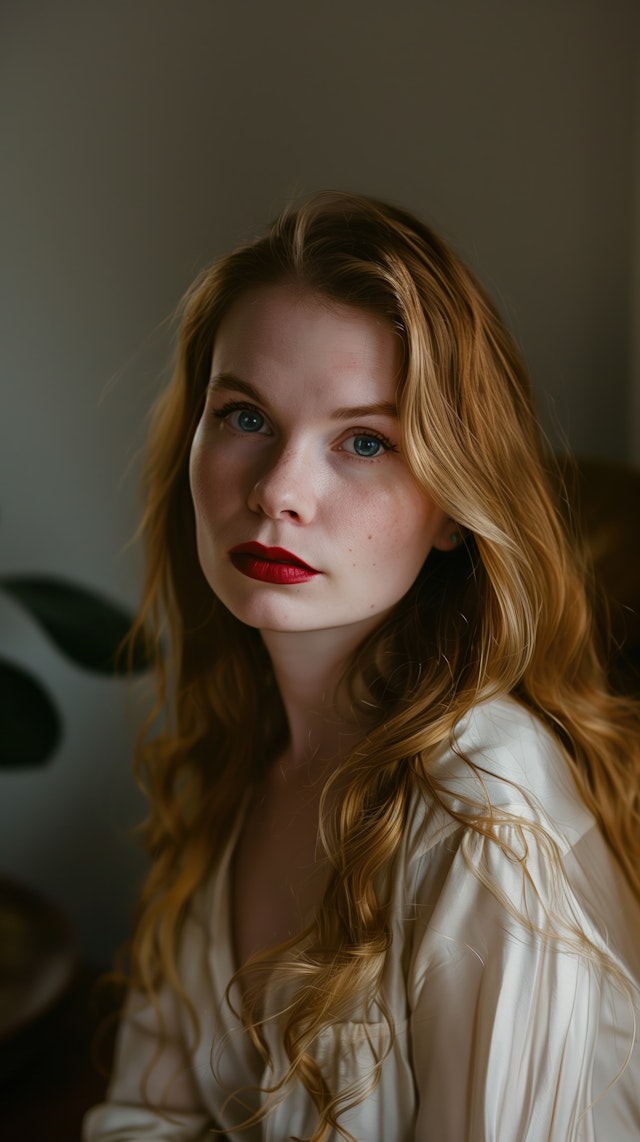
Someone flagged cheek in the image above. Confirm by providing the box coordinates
[189,435,228,517]
[188,430,206,504]
[341,488,439,578]
[374,486,442,550]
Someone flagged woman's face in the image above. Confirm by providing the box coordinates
[189,284,455,639]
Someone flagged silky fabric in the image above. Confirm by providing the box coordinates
[84,698,640,1140]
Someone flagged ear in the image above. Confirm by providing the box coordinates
[433,520,464,552]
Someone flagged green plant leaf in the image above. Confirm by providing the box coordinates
[0,659,62,767]
[0,576,151,674]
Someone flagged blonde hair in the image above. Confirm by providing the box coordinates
[127,191,640,1138]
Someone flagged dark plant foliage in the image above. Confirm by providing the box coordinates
[0,576,150,768]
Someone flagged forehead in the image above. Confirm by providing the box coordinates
[210,284,402,400]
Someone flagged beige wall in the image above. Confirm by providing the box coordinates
[1,0,638,963]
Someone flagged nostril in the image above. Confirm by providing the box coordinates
[247,454,315,521]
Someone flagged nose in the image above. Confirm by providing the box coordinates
[247,442,317,523]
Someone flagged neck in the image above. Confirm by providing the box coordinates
[261,622,378,773]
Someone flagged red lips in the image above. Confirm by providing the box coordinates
[228,542,320,584]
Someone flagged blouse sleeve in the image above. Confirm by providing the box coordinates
[408,821,640,1141]
[82,983,214,1142]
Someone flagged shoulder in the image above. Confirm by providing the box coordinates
[406,696,595,860]
[446,694,570,790]
[397,700,616,976]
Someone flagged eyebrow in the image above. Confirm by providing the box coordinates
[208,372,398,420]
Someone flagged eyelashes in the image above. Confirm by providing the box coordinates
[212,400,266,434]
[210,400,398,460]
[341,431,398,459]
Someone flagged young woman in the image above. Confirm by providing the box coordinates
[84,192,640,1141]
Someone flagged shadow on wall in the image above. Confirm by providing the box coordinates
[0,575,152,971]
[0,575,151,768]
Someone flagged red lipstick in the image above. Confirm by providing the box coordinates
[228,542,320,585]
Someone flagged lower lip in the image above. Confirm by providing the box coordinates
[230,554,320,584]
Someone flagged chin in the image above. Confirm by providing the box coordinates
[215,595,309,633]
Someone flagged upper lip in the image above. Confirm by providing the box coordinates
[229,542,319,572]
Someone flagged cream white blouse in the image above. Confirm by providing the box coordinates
[84,698,640,1141]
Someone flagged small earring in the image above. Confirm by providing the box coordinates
[450,531,460,546]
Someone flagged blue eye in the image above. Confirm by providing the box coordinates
[352,434,383,457]
[235,408,265,433]
[339,430,397,459]
[213,402,267,433]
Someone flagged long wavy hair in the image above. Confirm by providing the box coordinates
[127,191,640,1139]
